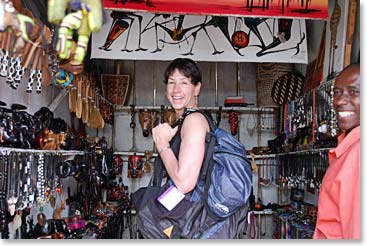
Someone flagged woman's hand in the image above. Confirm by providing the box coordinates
[152,123,178,151]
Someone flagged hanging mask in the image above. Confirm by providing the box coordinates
[128,154,143,179]
[113,155,123,174]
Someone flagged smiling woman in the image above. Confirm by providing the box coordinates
[151,58,208,194]
[164,58,202,118]
[134,58,251,239]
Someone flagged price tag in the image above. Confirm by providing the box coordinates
[157,185,185,211]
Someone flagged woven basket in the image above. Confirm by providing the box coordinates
[256,63,293,107]
[101,74,130,106]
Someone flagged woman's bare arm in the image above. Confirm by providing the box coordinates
[156,113,209,194]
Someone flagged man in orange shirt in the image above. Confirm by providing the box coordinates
[313,64,360,239]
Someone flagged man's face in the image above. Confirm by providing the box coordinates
[333,66,360,133]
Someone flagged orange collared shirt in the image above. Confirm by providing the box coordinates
[313,126,360,239]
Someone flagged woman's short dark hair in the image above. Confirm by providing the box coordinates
[164,58,202,85]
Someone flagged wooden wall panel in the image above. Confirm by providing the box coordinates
[216,62,237,106]
[135,60,155,105]
[154,60,171,106]
[238,63,257,105]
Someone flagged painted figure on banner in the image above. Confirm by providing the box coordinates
[99,11,148,51]
[243,17,306,57]
[92,11,308,63]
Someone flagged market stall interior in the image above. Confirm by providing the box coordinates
[0,0,360,240]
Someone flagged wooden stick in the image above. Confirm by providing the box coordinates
[76,78,83,119]
[82,82,90,124]
[21,41,38,68]
[36,46,44,70]
[20,40,32,61]
[68,82,77,113]
[31,45,41,70]
[344,0,358,67]
[4,29,12,52]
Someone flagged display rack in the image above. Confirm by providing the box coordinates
[114,147,332,159]
[0,147,84,156]
[114,105,274,114]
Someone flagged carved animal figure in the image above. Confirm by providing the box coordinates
[139,109,157,137]
[53,196,66,220]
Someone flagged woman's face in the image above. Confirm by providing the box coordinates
[166,69,201,116]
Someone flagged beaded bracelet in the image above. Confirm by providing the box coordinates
[159,146,171,154]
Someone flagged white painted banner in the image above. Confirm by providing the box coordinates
[91,11,308,63]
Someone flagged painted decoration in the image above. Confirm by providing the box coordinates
[91,11,308,63]
[322,0,348,82]
[103,0,328,20]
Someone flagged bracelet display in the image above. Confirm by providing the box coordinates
[158,146,171,154]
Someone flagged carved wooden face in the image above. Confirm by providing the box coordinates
[139,109,157,137]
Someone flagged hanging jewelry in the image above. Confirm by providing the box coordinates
[36,153,46,213]
[329,79,338,137]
